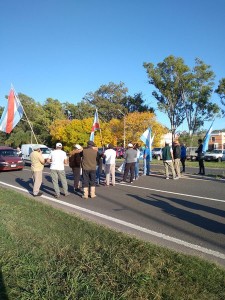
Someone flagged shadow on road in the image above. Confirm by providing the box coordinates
[128,192,225,235]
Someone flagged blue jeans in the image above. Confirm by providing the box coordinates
[135,160,139,179]
[143,159,150,175]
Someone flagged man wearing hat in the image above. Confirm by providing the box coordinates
[80,140,98,198]
[30,145,45,196]
[69,144,83,192]
[162,140,177,180]
[48,142,69,198]
[121,143,137,183]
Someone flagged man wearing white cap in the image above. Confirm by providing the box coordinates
[30,145,45,196]
[48,142,69,198]
[121,143,137,183]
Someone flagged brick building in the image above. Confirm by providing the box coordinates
[208,130,225,150]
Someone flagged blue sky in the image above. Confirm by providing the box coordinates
[0,0,224,131]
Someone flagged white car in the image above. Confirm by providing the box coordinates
[204,149,225,162]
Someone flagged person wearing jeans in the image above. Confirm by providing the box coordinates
[143,145,150,175]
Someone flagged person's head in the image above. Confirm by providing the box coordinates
[87,140,96,147]
[173,139,179,145]
[127,143,133,148]
[74,144,82,150]
[56,142,62,149]
[134,143,139,149]
[33,145,41,152]
[198,139,203,144]
[107,143,113,149]
[165,139,170,146]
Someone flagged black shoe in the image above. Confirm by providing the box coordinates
[54,194,60,199]
[33,192,43,197]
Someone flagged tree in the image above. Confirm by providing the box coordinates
[121,93,154,113]
[83,82,128,122]
[215,78,225,117]
[181,58,220,135]
[144,55,189,139]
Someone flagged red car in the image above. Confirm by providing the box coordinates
[0,146,24,171]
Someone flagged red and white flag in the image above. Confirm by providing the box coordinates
[0,87,23,133]
[90,109,100,141]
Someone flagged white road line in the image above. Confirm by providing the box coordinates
[0,180,225,261]
[118,183,225,203]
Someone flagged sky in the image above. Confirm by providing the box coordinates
[0,0,225,132]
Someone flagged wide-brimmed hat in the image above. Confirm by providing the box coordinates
[74,144,82,150]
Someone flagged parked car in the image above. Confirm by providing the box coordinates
[0,146,24,171]
[186,147,198,161]
[204,149,225,162]
[21,144,51,165]
[152,147,162,160]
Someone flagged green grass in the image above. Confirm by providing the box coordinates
[0,188,225,299]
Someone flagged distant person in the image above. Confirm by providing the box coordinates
[81,141,98,199]
[96,149,103,186]
[143,145,150,175]
[69,144,83,192]
[173,139,181,178]
[134,143,141,180]
[180,143,187,173]
[121,143,137,183]
[162,141,178,180]
[30,145,45,196]
[196,139,205,175]
[104,144,116,186]
[48,143,69,198]
[16,147,22,157]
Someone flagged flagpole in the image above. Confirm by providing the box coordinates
[12,85,39,144]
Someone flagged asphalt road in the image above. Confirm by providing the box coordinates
[0,164,225,268]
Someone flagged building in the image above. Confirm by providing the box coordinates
[208,130,225,150]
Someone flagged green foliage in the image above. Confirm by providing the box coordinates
[215,78,225,117]
[144,55,189,137]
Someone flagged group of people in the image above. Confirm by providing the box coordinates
[29,138,205,198]
[161,138,205,179]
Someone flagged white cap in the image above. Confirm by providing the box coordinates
[165,140,170,144]
[74,144,82,150]
[128,143,133,148]
[33,145,40,150]
[56,143,62,148]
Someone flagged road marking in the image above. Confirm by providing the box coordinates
[118,183,225,203]
[0,180,225,261]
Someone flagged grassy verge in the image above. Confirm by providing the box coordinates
[0,188,225,299]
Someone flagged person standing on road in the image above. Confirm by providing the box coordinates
[104,144,116,186]
[48,143,69,198]
[134,143,141,180]
[81,140,98,199]
[143,145,150,175]
[180,143,187,173]
[173,139,181,178]
[121,143,137,183]
[196,139,205,175]
[69,144,83,192]
[162,141,178,180]
[30,145,45,196]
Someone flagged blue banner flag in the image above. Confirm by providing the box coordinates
[203,121,214,153]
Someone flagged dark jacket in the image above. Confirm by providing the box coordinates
[173,145,181,159]
[81,147,97,170]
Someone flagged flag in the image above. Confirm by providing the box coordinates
[0,87,23,133]
[90,109,100,141]
[202,121,214,153]
[140,128,152,147]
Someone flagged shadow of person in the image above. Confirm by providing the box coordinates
[0,268,9,300]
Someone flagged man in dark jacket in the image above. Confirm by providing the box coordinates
[81,141,98,198]
[196,139,205,175]
[173,139,181,178]
[69,144,83,192]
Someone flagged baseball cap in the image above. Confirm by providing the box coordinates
[74,144,82,150]
[56,142,62,148]
[128,143,133,148]
[33,145,40,150]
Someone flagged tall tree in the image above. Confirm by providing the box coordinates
[181,58,219,135]
[83,82,128,122]
[215,78,225,117]
[121,93,154,113]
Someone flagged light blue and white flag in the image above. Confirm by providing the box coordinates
[140,127,151,147]
[203,121,214,153]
